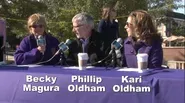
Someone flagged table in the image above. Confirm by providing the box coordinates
[0,65,184,103]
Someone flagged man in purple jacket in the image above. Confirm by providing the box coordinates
[14,13,60,65]
[122,10,163,68]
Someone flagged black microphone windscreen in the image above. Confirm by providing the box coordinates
[58,39,74,53]
[58,42,68,52]
[65,39,73,46]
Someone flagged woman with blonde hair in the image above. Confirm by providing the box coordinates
[14,13,60,65]
[122,10,163,68]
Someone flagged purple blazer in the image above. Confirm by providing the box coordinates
[123,37,163,68]
[14,33,60,65]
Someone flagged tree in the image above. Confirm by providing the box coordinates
[0,0,47,48]
[40,0,148,41]
[147,0,184,22]
[1,0,183,47]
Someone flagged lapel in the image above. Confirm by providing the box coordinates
[85,30,97,53]
[29,34,37,49]
[76,39,83,52]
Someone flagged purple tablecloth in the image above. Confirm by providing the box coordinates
[0,66,184,103]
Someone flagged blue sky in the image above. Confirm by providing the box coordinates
[173,0,185,14]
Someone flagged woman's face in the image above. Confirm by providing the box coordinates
[110,9,117,18]
[124,16,136,37]
[29,23,45,36]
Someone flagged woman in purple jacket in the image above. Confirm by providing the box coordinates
[123,10,163,68]
[14,13,60,65]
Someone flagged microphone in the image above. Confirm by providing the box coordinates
[108,38,123,67]
[37,35,46,46]
[89,38,123,66]
[109,38,123,55]
[111,38,123,50]
[57,39,73,65]
[55,39,73,55]
[37,35,46,55]
[35,39,73,65]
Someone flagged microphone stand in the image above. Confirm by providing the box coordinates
[111,47,117,68]
[59,52,67,66]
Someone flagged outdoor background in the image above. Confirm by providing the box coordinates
[0,0,184,48]
[0,0,184,67]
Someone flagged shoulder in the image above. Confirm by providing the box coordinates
[98,19,107,25]
[45,33,59,43]
[91,30,102,39]
[124,37,132,44]
[68,39,80,49]
[18,34,34,48]
[46,33,58,40]
[21,34,33,43]
[151,35,163,46]
[152,40,162,49]
[99,19,106,23]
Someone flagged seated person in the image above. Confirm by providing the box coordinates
[14,13,60,65]
[66,12,106,66]
[122,10,163,68]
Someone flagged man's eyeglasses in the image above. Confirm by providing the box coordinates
[73,25,84,28]
[29,24,43,28]
[126,22,133,27]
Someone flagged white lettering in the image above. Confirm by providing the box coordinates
[23,84,60,93]
[71,75,102,84]
[113,85,120,92]
[68,84,105,92]
[26,75,33,82]
[71,76,77,82]
[121,76,142,83]
[113,85,151,92]
[121,76,128,83]
[51,77,57,84]
[25,75,57,84]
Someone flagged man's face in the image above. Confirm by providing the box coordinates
[72,20,91,39]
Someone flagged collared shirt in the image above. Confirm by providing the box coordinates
[80,38,89,53]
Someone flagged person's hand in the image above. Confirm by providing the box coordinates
[37,45,45,54]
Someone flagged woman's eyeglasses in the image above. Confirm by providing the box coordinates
[29,24,43,28]
[125,22,133,27]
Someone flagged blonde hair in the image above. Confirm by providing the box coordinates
[27,13,47,32]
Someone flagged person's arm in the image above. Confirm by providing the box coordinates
[97,20,105,33]
[14,38,42,65]
[148,43,163,68]
[116,22,120,38]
